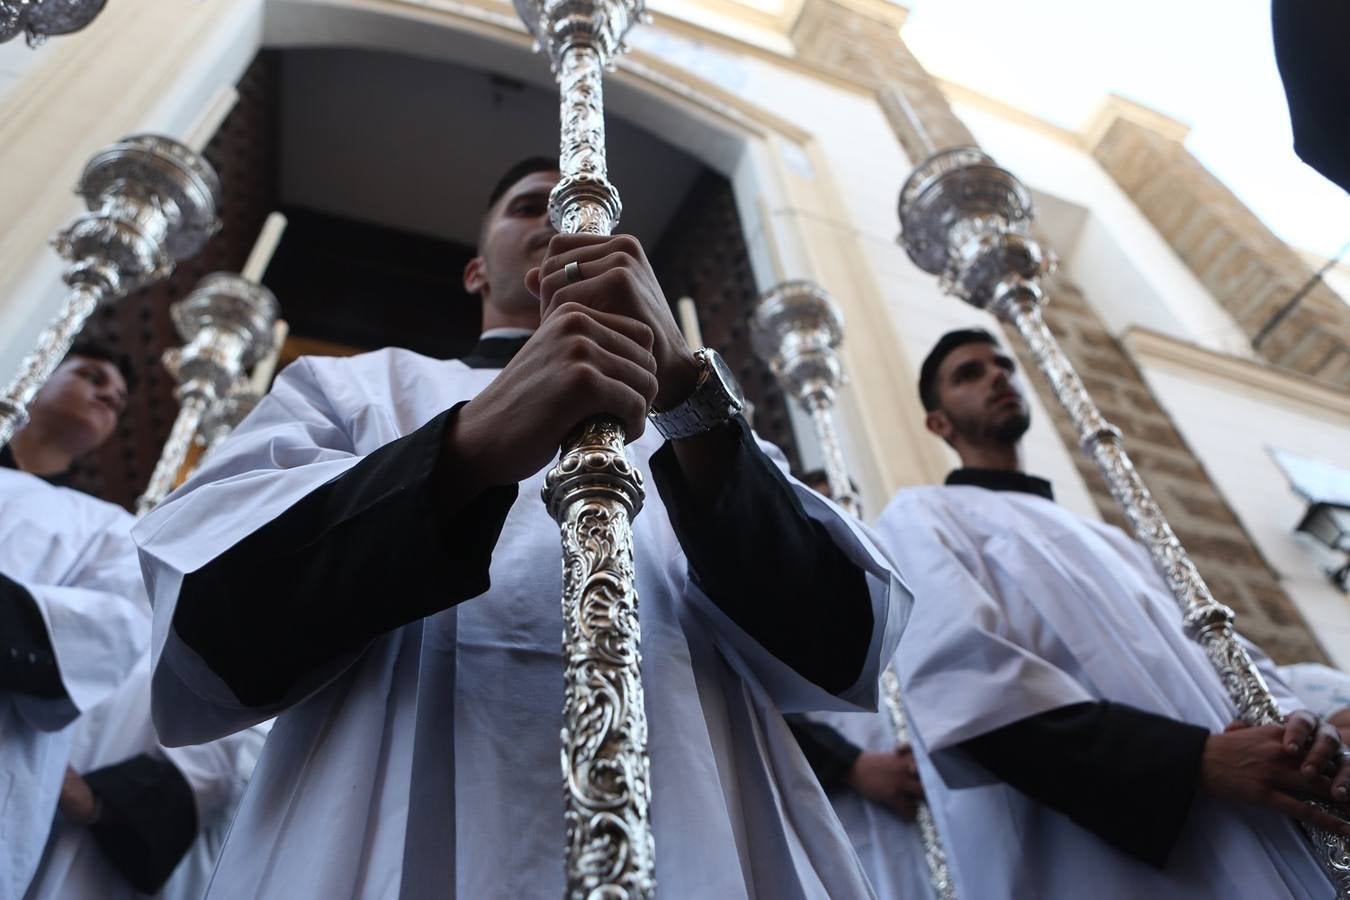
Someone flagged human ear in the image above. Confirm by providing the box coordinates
[925,410,952,441]
[463,256,488,295]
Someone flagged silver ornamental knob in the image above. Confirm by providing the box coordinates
[896,146,1054,309]
[752,279,847,407]
[54,135,222,296]
[169,273,280,403]
[1,0,108,46]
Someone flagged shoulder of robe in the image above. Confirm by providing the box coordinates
[0,467,132,530]
[280,347,476,413]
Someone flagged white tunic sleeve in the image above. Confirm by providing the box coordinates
[134,358,363,746]
[0,473,149,730]
[877,490,1095,755]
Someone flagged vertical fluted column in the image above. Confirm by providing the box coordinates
[897,146,1350,895]
[0,134,220,449]
[511,1,654,896]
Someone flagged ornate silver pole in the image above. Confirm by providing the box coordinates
[0,135,221,449]
[136,273,277,514]
[752,280,861,518]
[1,0,107,46]
[898,146,1350,894]
[753,279,956,900]
[512,2,654,897]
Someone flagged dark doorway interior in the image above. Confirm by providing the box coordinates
[70,48,801,509]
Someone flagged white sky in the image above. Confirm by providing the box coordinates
[897,0,1350,262]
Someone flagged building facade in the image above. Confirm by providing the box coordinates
[1,0,1346,664]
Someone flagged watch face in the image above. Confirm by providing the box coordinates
[708,351,747,407]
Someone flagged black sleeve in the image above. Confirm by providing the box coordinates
[82,755,198,894]
[961,700,1210,867]
[173,403,518,708]
[649,417,873,695]
[1272,0,1350,193]
[786,714,864,791]
[0,573,65,699]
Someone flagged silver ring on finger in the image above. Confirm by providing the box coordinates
[565,260,582,284]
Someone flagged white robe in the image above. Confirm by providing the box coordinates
[0,469,150,900]
[869,484,1331,900]
[23,655,256,900]
[798,705,940,900]
[134,348,906,899]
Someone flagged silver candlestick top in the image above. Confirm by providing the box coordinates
[752,279,847,408]
[752,280,861,517]
[56,134,222,296]
[0,134,220,450]
[897,146,1050,307]
[137,274,279,515]
[1,0,108,46]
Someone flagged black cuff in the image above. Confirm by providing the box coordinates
[961,701,1209,867]
[0,573,65,699]
[84,755,197,893]
[174,403,519,708]
[649,417,872,694]
[787,715,865,791]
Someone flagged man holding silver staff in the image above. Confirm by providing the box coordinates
[829,326,1350,899]
[1,340,247,900]
[134,158,904,898]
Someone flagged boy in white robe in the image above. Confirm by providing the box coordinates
[804,328,1350,899]
[135,159,904,899]
[3,343,252,899]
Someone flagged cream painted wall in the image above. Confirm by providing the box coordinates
[951,101,1255,359]
[1136,352,1350,668]
[627,26,1103,518]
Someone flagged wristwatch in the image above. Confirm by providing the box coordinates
[649,348,747,440]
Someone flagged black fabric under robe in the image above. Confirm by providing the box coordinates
[791,467,1211,868]
[1272,0,1350,194]
[82,754,199,893]
[173,335,873,710]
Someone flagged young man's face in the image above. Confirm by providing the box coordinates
[927,341,1030,447]
[28,354,127,455]
[463,170,561,323]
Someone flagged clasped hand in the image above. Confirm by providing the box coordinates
[1202,709,1350,835]
[449,234,699,490]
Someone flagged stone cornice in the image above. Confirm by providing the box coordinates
[1123,327,1350,422]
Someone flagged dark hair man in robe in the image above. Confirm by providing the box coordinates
[795,328,1350,899]
[1,339,131,481]
[3,340,241,899]
[133,159,904,898]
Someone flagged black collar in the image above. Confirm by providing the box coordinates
[459,335,530,370]
[945,467,1055,502]
[0,444,73,487]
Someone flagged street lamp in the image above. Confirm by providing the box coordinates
[1296,501,1350,591]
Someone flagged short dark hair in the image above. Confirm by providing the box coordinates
[918,328,998,411]
[486,156,560,210]
[66,338,135,393]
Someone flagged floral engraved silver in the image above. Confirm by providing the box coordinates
[0,135,220,450]
[514,3,651,890]
[754,279,958,897]
[1,0,107,46]
[898,147,1350,896]
[137,273,277,515]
